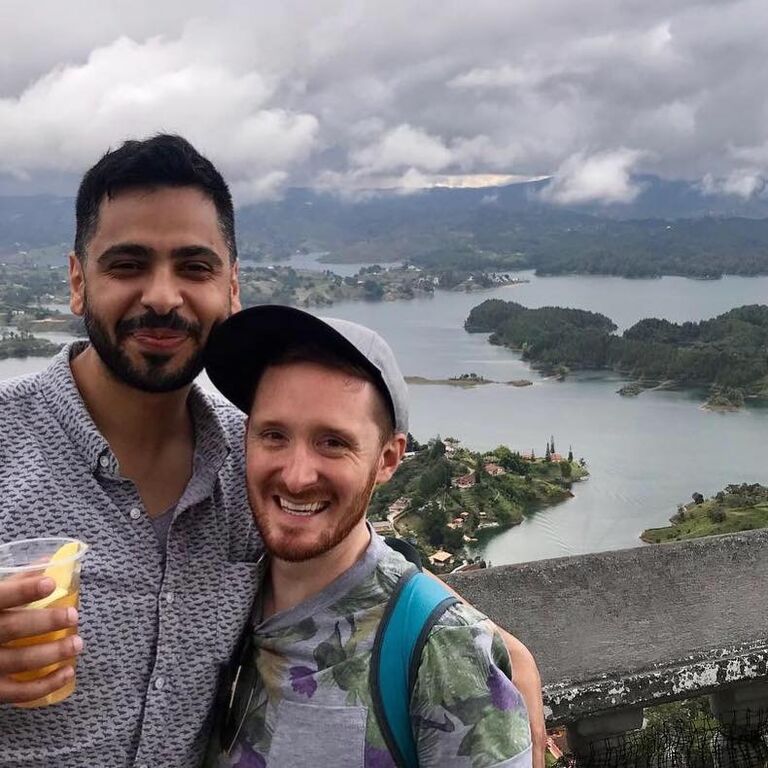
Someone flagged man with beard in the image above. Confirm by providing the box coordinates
[203,306,532,768]
[0,135,544,768]
[0,134,258,767]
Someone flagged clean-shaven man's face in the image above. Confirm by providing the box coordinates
[245,360,404,562]
[69,185,241,392]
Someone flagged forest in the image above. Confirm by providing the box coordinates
[465,300,768,399]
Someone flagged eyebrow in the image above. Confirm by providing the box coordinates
[97,242,224,267]
[249,418,360,447]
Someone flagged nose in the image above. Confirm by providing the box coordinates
[140,264,183,316]
[280,442,320,494]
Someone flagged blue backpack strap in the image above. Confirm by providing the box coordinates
[370,569,459,767]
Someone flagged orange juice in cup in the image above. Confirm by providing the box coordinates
[0,538,89,707]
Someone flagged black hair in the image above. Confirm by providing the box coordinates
[74,134,236,262]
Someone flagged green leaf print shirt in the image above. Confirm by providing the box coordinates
[206,531,532,768]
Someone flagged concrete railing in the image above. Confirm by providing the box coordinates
[445,528,768,759]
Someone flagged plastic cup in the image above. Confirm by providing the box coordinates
[0,537,89,707]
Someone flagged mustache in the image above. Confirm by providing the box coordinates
[116,311,202,341]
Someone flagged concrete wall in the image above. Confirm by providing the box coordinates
[445,528,768,724]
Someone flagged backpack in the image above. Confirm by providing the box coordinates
[369,568,459,768]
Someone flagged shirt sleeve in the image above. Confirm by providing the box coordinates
[410,609,532,768]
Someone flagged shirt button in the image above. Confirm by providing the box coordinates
[164,591,175,605]
[129,507,142,520]
[154,676,166,691]
[99,455,109,468]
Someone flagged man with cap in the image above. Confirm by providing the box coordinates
[0,134,544,768]
[204,305,533,768]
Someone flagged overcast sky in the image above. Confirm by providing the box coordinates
[1,0,767,204]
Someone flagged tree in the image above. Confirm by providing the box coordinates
[421,502,448,547]
[362,279,384,300]
[428,438,446,460]
[559,460,572,479]
[474,454,487,483]
[405,432,422,452]
[568,446,574,463]
[692,492,704,505]
[709,507,726,523]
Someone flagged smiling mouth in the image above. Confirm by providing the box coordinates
[276,496,331,517]
[130,330,189,348]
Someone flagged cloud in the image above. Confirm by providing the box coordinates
[539,149,644,205]
[2,0,768,199]
[448,65,534,90]
[699,170,766,199]
[350,124,453,174]
[0,29,319,202]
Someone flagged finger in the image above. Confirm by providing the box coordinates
[0,665,74,705]
[0,605,77,644]
[0,634,83,675]
[0,577,55,610]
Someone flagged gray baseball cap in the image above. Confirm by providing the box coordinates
[204,305,409,434]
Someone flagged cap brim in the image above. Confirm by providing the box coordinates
[204,305,389,415]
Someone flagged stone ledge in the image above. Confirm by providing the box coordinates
[445,528,768,725]
[545,641,768,726]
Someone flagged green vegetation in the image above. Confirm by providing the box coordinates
[0,332,61,359]
[405,373,494,387]
[232,263,520,309]
[368,436,587,567]
[641,484,768,543]
[10,186,768,279]
[466,300,768,406]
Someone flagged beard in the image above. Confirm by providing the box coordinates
[250,465,379,563]
[83,299,209,393]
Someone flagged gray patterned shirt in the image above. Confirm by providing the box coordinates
[0,343,262,768]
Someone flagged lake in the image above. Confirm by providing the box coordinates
[5,271,768,565]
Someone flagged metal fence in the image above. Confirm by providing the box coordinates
[554,706,768,768]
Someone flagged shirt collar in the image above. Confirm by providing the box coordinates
[40,341,233,477]
[41,341,112,473]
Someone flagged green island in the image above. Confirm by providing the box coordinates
[641,484,768,543]
[406,373,532,387]
[0,331,62,359]
[406,373,493,387]
[238,262,524,307]
[367,435,587,572]
[465,299,768,410]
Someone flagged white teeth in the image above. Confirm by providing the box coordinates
[278,497,327,516]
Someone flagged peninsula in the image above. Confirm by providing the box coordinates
[641,484,768,543]
[465,299,768,410]
[367,435,587,572]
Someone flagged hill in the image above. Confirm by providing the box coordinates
[465,300,768,407]
[641,484,768,543]
[5,176,768,278]
[367,436,586,569]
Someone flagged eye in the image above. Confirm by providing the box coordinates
[181,261,215,278]
[258,429,287,445]
[318,436,349,452]
[108,260,143,274]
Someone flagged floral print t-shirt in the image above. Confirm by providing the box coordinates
[206,532,532,768]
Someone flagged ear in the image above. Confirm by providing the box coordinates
[375,433,407,485]
[68,252,85,316]
[230,260,241,313]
